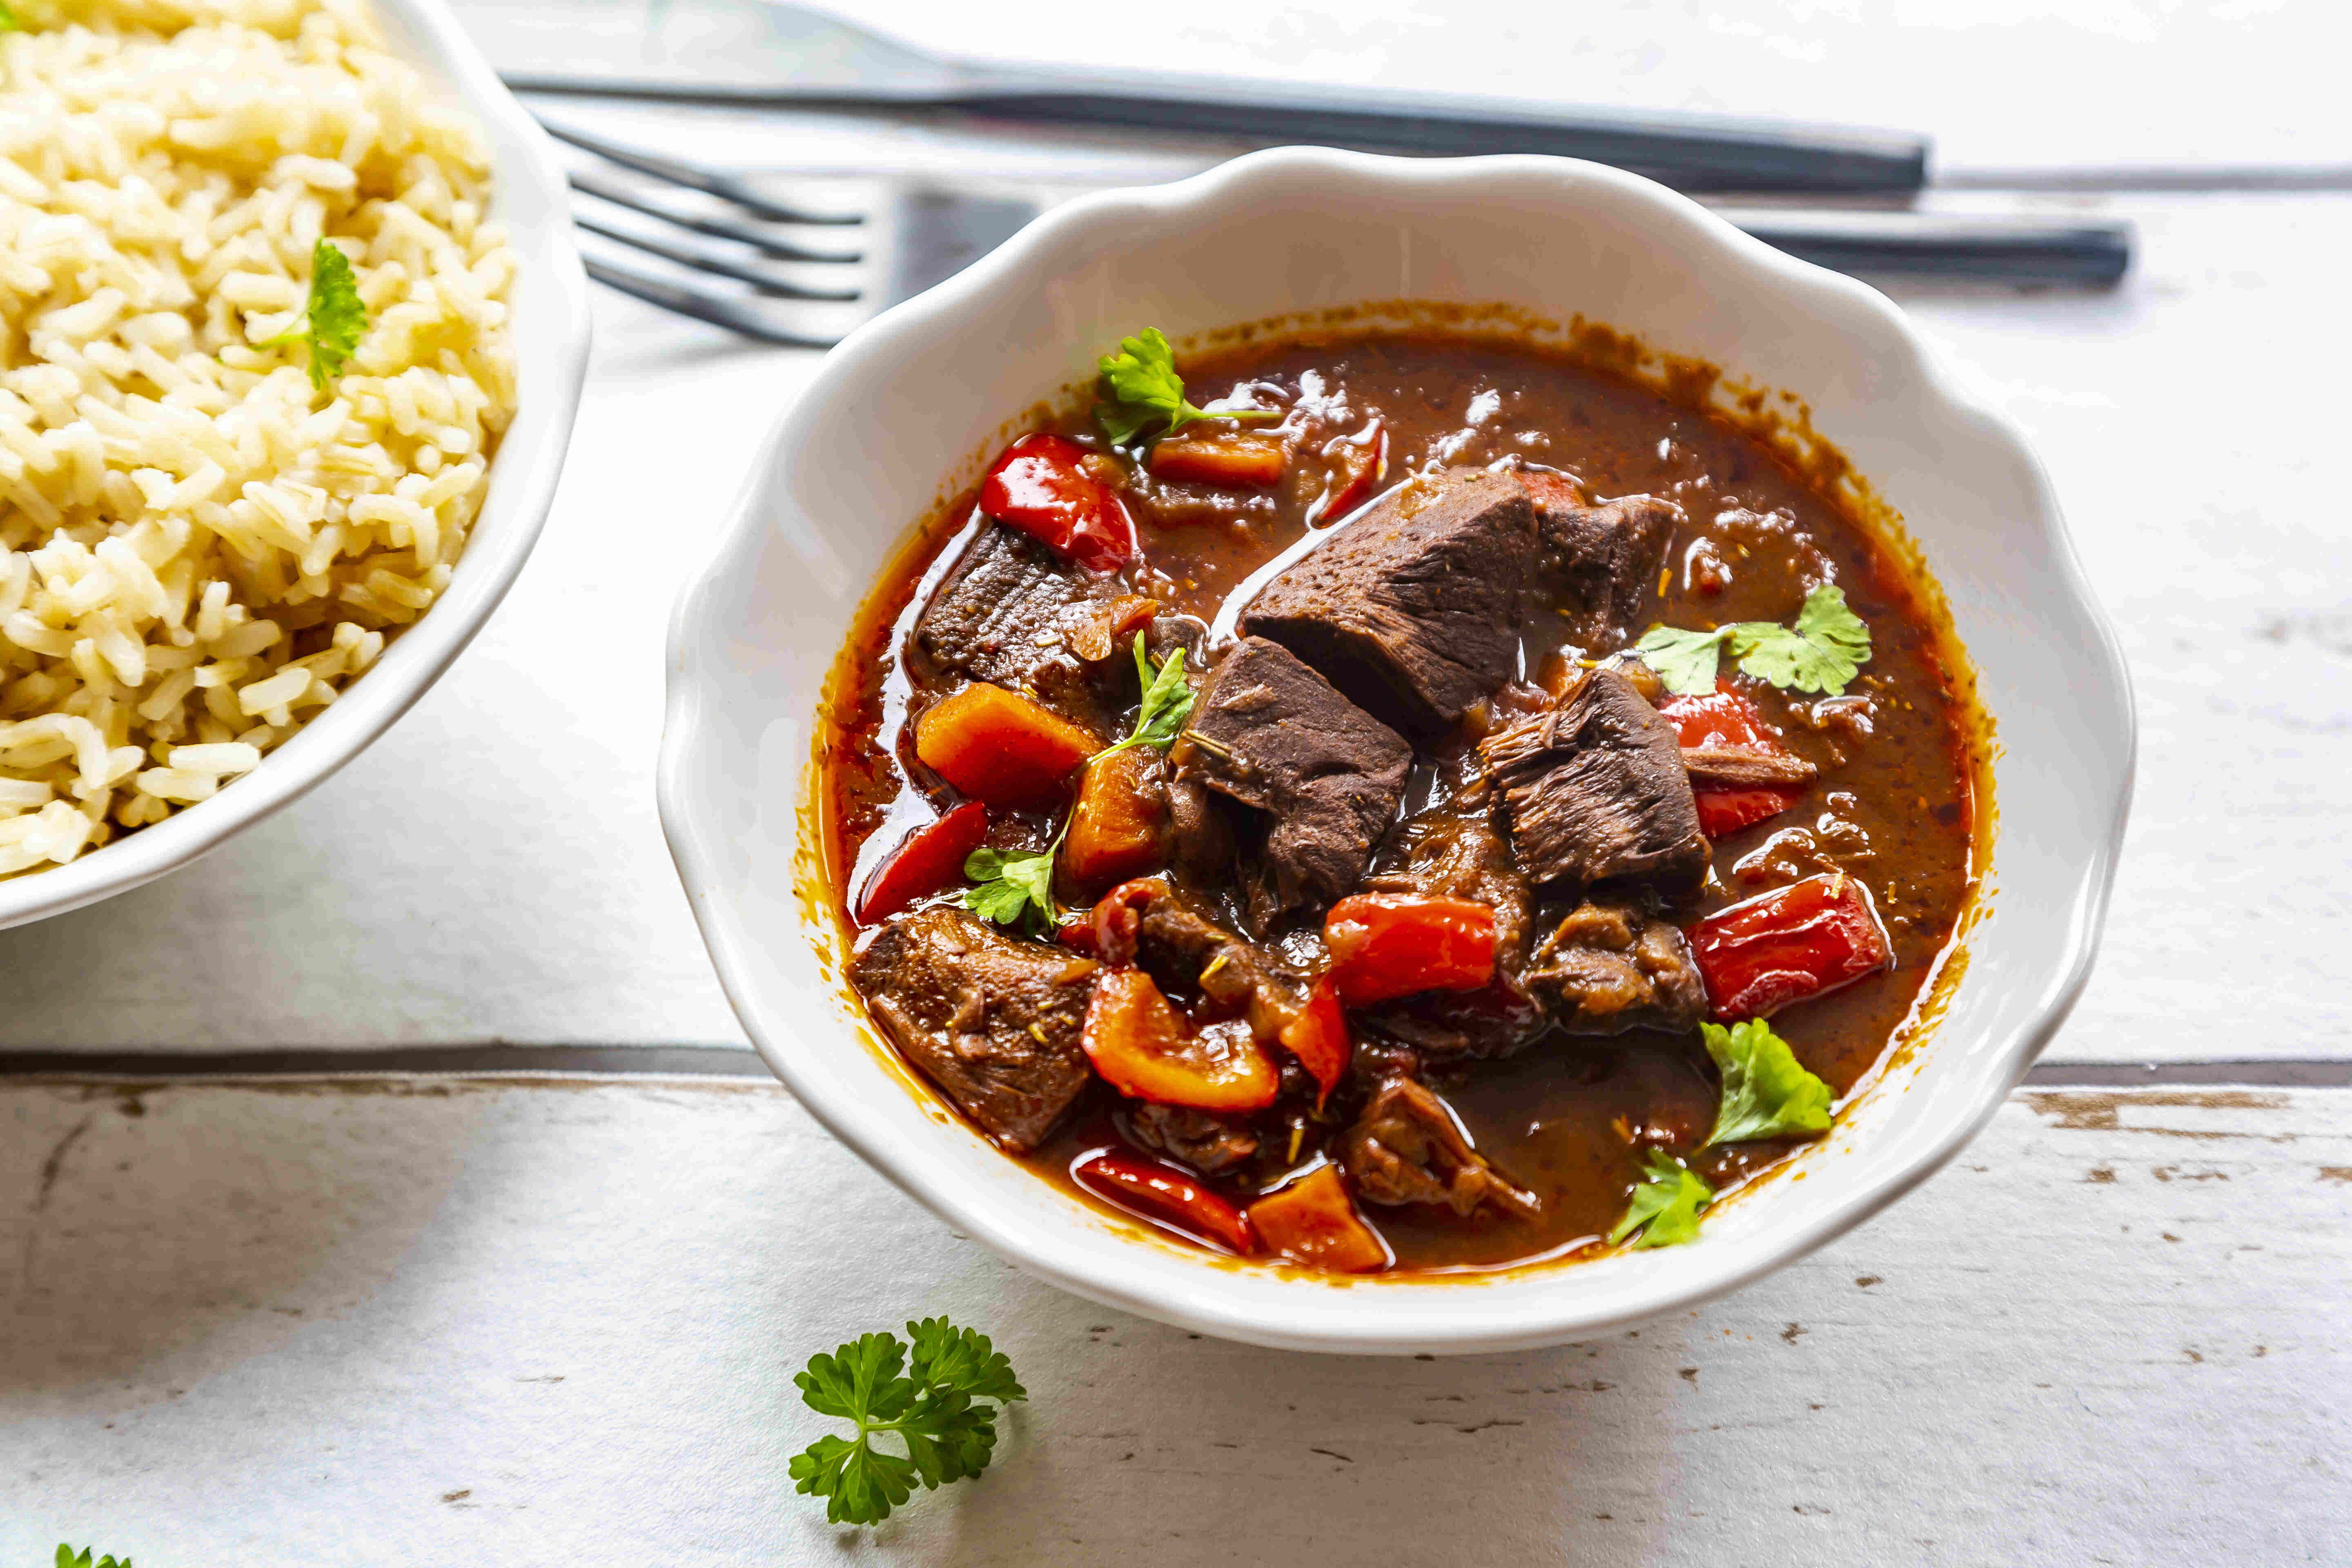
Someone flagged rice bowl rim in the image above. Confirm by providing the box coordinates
[0,0,591,933]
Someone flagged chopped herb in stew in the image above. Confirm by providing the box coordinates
[824,329,1978,1275]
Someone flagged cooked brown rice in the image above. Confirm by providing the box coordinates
[0,0,516,876]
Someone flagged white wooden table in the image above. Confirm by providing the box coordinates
[5,4,2350,1561]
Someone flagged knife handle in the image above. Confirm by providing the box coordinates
[936,70,1929,196]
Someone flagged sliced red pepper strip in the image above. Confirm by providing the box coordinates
[1659,680,1808,839]
[1310,418,1386,524]
[980,432,1137,572]
[1277,973,1351,1107]
[1072,1146,1255,1256]
[852,802,988,924]
[1082,967,1280,1112]
[1085,877,1162,967]
[1323,892,1497,1008]
[1688,873,1891,1020]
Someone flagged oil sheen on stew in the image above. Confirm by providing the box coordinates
[823,331,1977,1276]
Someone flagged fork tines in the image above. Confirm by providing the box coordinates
[540,115,874,348]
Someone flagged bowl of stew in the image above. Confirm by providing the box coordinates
[659,148,2132,1353]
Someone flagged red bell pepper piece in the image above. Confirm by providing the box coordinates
[1658,680,1809,839]
[1323,893,1497,1008]
[1082,967,1281,1113]
[1247,1164,1388,1272]
[980,433,1137,572]
[1072,1146,1255,1256]
[1277,973,1352,1107]
[1083,877,1163,966]
[852,802,988,924]
[1310,418,1386,523]
[1689,873,1891,1020]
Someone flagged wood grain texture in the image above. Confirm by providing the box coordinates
[2,1080,2344,1564]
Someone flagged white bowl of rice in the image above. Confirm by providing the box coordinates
[0,0,588,926]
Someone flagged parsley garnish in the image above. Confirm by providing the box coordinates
[1607,1149,1713,1249]
[57,1548,131,1568]
[788,1317,1026,1526]
[1096,635,1194,760]
[1096,327,1281,447]
[962,843,1059,931]
[1700,1018,1834,1146]
[961,636,1194,930]
[0,3,21,33]
[261,237,368,393]
[1631,584,1872,698]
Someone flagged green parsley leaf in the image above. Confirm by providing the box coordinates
[789,1319,1027,1526]
[962,844,1058,931]
[56,1548,131,1568]
[1095,327,1281,447]
[1096,635,1195,761]
[1606,1149,1713,1250]
[261,237,368,393]
[906,1314,1027,1405]
[0,4,22,33]
[1700,1018,1834,1146]
[1628,623,1733,697]
[1632,584,1872,699]
[1729,583,1871,696]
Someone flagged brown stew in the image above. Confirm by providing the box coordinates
[821,329,1978,1276]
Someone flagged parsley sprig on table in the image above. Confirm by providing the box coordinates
[1608,1150,1713,1250]
[1632,583,1872,697]
[788,1317,1027,1526]
[961,635,1194,931]
[57,1547,131,1568]
[261,237,368,393]
[1096,328,1281,447]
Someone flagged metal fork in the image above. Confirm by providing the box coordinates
[544,118,2134,347]
[543,116,1040,347]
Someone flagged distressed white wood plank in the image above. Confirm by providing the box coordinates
[1,1081,2344,1564]
[1888,194,2352,1061]
[0,172,2342,1058]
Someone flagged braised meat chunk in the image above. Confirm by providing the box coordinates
[1536,493,1681,652]
[1360,813,1547,1059]
[1178,635,1411,932]
[1240,468,1539,733]
[912,523,1158,729]
[848,908,1097,1153]
[1523,898,1706,1035]
[1478,668,1707,890]
[1343,1076,1541,1220]
[1127,1102,1260,1176]
[1111,878,1315,1043]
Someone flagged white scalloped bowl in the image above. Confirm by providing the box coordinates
[659,148,2133,1354]
[0,0,590,932]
